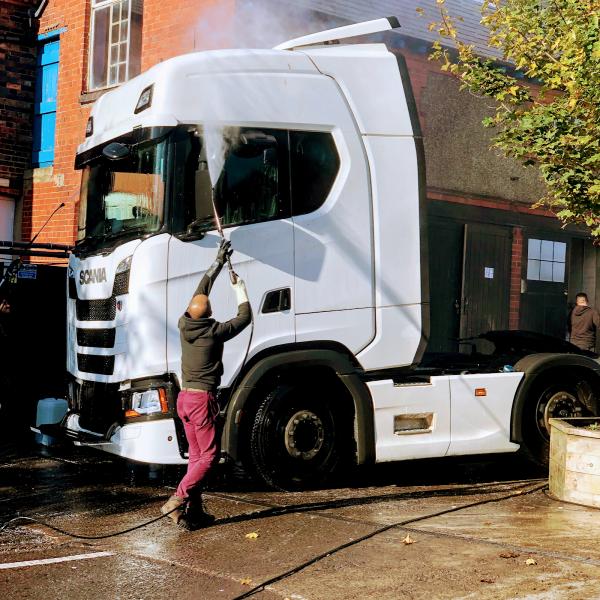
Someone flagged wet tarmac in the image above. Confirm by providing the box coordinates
[2,437,600,599]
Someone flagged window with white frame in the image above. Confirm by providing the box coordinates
[89,0,143,91]
[527,238,566,282]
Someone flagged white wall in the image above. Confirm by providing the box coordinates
[0,198,14,242]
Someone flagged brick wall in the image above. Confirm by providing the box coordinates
[141,0,235,69]
[0,0,37,206]
[22,0,235,251]
[21,0,90,249]
[509,227,523,329]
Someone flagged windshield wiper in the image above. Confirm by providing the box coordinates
[102,225,154,242]
[75,226,152,250]
[74,233,106,247]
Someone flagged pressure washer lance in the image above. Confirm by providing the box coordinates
[210,188,237,284]
[209,187,256,395]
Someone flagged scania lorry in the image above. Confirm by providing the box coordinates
[62,17,600,489]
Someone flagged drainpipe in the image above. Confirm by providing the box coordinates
[29,0,48,28]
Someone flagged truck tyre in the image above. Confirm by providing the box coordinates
[249,383,345,490]
[522,375,597,467]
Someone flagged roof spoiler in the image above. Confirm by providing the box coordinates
[274,16,400,51]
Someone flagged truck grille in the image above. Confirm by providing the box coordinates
[112,270,130,295]
[76,298,116,321]
[77,328,115,348]
[77,353,115,375]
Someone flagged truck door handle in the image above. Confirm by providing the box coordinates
[262,288,291,313]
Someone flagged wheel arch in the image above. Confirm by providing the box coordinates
[221,343,375,465]
[511,352,600,444]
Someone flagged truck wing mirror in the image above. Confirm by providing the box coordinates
[103,142,130,160]
[178,215,215,241]
[239,131,277,147]
[233,131,277,158]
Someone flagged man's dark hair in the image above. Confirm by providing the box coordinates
[576,292,589,302]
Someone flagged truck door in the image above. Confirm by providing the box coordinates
[291,124,373,353]
[166,127,295,388]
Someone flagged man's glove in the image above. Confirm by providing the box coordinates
[216,239,233,265]
[231,277,249,305]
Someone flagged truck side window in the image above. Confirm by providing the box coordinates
[172,126,291,234]
[290,131,340,216]
[213,128,290,227]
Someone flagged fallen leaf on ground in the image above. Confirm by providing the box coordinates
[525,558,537,566]
[402,534,415,545]
[245,532,259,540]
[240,578,253,586]
[499,552,520,559]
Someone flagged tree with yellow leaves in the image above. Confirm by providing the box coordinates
[427,0,600,236]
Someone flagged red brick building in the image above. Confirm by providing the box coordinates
[0,0,37,241]
[8,0,600,347]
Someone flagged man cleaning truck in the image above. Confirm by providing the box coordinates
[162,239,251,529]
[58,17,600,490]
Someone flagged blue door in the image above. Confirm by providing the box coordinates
[33,39,60,167]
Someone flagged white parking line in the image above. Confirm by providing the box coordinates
[0,551,114,570]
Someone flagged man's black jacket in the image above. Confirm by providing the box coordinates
[179,263,251,391]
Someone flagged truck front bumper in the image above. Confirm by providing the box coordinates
[64,413,187,464]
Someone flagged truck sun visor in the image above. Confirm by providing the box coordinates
[134,84,154,114]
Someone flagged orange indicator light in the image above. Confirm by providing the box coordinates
[159,388,169,413]
[475,388,487,397]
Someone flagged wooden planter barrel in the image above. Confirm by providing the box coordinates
[549,417,600,509]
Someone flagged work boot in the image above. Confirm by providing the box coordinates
[178,501,215,531]
[161,494,186,524]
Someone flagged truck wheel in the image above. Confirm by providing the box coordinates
[249,383,345,490]
[522,376,596,466]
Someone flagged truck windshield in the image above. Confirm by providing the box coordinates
[77,132,171,250]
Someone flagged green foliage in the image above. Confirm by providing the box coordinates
[428,0,600,236]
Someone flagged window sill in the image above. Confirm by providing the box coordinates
[80,86,120,105]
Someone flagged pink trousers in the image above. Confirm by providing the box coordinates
[175,390,220,502]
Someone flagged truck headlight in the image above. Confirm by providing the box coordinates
[126,389,169,417]
[116,255,132,274]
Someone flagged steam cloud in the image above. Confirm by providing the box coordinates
[195,1,344,186]
[204,125,240,188]
[194,0,343,50]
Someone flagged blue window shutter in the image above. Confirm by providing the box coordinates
[33,39,60,168]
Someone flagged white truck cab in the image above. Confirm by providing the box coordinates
[63,18,600,488]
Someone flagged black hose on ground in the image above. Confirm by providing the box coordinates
[0,502,182,540]
[0,481,545,553]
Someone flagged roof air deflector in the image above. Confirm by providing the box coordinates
[274,16,401,51]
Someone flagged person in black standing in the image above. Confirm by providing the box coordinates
[162,239,252,530]
[568,292,600,352]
